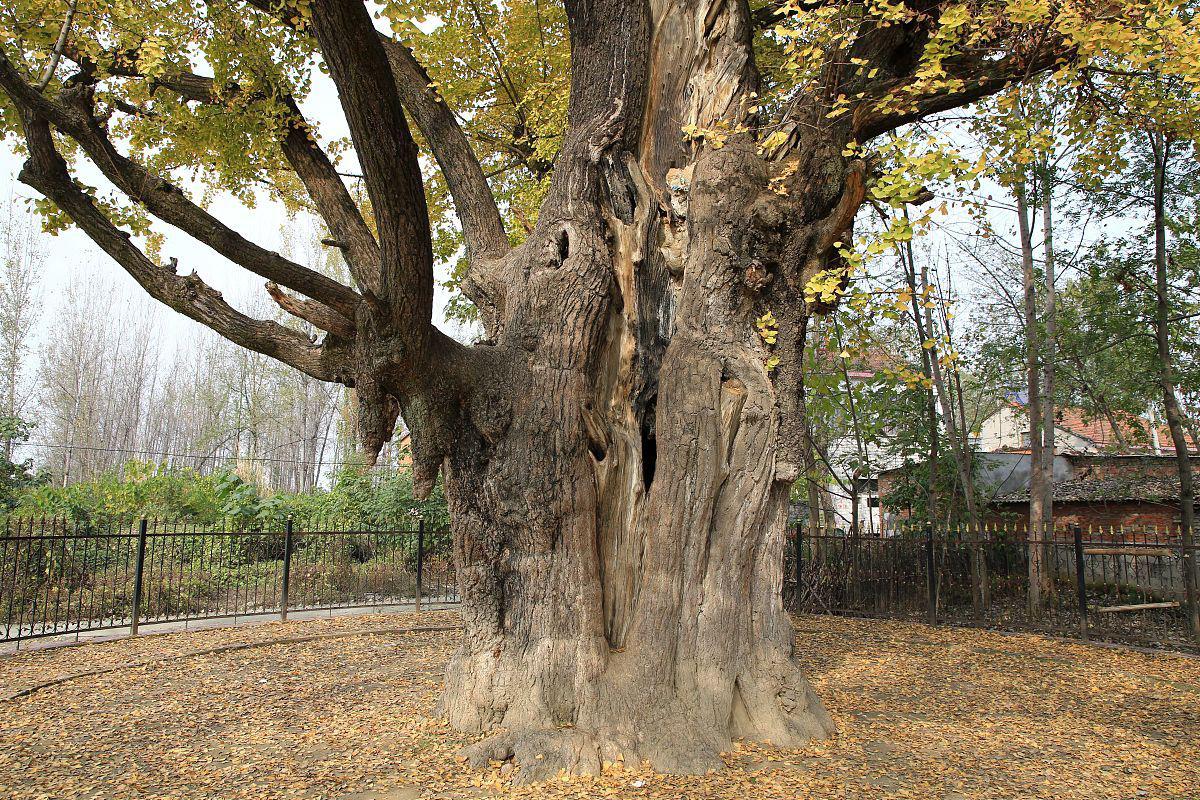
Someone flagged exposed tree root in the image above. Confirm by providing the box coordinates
[452,653,835,784]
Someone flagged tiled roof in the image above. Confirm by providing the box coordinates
[993,474,1183,504]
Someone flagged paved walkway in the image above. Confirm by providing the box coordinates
[0,602,459,655]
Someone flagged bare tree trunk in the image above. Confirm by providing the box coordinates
[1016,178,1050,617]
[1040,162,1058,595]
[1174,397,1200,455]
[904,235,983,609]
[797,328,825,556]
[833,322,872,535]
[819,481,840,537]
[1149,133,1199,638]
[901,240,941,532]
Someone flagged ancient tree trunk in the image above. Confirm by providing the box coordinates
[429,1,845,781]
[0,0,1076,781]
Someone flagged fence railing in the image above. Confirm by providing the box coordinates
[786,524,1200,651]
[0,516,457,645]
[9,517,1197,651]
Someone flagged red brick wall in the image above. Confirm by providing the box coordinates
[985,501,1185,539]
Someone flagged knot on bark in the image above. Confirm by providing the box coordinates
[743,260,773,293]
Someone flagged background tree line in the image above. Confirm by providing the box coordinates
[794,58,1200,553]
[0,208,441,524]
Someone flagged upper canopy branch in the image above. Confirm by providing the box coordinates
[308,0,433,338]
[240,0,508,264]
[15,108,343,381]
[851,29,1072,140]
[59,40,383,294]
[767,1,1073,146]
[0,49,362,319]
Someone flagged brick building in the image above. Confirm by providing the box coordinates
[876,453,1198,534]
[976,399,1195,455]
[985,454,1199,532]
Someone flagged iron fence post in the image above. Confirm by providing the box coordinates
[280,516,294,622]
[415,518,425,613]
[130,519,148,636]
[925,527,937,625]
[1072,524,1088,640]
[1182,527,1199,641]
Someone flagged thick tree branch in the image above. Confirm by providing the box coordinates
[266,282,356,339]
[377,38,509,260]
[852,40,1072,140]
[308,0,433,336]
[767,3,1072,147]
[0,51,362,318]
[239,0,507,263]
[60,42,382,288]
[15,109,342,381]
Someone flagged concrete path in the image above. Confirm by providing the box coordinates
[0,601,459,655]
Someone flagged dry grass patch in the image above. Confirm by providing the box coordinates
[1,612,1197,799]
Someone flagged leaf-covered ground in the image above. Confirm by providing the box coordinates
[1,612,1197,799]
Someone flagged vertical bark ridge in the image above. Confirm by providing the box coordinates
[442,0,835,782]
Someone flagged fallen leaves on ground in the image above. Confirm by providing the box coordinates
[1,612,1197,799]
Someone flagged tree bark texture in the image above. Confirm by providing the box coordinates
[1016,179,1050,617]
[436,2,843,779]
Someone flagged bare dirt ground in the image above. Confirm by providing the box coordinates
[1,611,1197,799]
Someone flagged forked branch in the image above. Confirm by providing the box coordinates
[240,0,508,263]
[266,282,356,339]
[309,0,433,335]
[277,95,382,283]
[378,38,509,260]
[15,109,341,381]
[0,50,362,318]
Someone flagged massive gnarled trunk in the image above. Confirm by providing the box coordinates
[0,0,1074,782]
[424,1,846,780]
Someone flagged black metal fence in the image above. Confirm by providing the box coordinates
[786,525,1200,652]
[9,516,1198,652]
[0,517,458,645]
